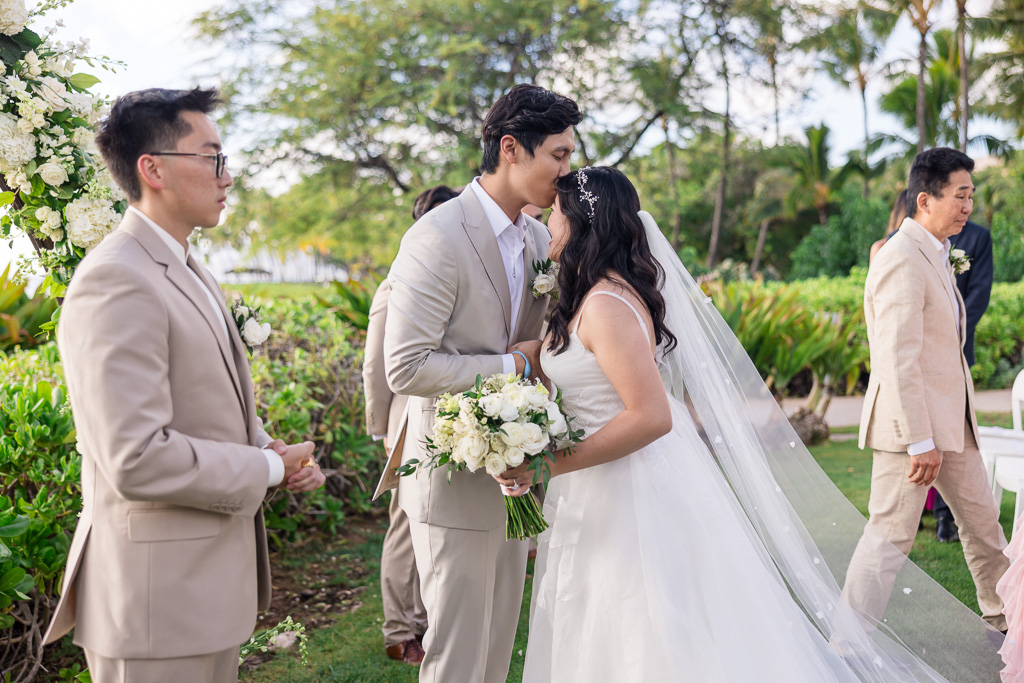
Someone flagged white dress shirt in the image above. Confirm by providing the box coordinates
[128,207,285,486]
[905,218,962,457]
[469,178,528,375]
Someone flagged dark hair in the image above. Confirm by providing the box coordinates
[906,147,975,218]
[95,87,221,201]
[886,189,908,235]
[480,85,582,174]
[547,166,676,356]
[412,185,459,220]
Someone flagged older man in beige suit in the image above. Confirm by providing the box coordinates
[42,88,324,682]
[380,85,580,683]
[844,147,1008,631]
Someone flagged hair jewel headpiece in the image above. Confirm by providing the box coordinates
[576,168,599,220]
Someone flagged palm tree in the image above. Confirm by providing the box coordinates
[974,0,1024,138]
[869,0,943,154]
[779,125,853,227]
[801,7,895,194]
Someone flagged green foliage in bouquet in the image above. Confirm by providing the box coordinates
[0,343,80,682]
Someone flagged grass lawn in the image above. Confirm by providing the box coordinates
[242,420,1018,681]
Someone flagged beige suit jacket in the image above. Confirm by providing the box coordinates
[43,213,275,659]
[363,279,409,498]
[381,187,550,530]
[859,217,979,453]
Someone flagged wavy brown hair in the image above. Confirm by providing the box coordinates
[547,166,676,356]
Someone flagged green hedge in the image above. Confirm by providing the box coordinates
[726,272,1024,391]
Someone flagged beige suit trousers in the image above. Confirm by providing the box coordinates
[381,487,427,645]
[844,420,1008,630]
[409,518,527,683]
[84,646,239,683]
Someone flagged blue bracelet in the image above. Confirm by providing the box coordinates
[511,350,531,378]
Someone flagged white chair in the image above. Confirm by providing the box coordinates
[1013,368,1024,431]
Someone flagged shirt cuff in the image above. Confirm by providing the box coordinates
[501,353,516,375]
[907,438,936,456]
[263,448,285,487]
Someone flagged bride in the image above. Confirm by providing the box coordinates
[494,166,1003,682]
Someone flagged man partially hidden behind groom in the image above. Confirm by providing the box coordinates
[844,147,1009,631]
[380,84,581,682]
[42,88,325,682]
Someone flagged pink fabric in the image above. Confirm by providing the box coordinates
[926,487,938,511]
[998,518,1024,681]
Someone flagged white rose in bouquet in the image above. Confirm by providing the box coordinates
[521,423,548,455]
[546,402,568,436]
[499,422,526,447]
[460,431,488,471]
[484,453,506,476]
[504,446,526,468]
[37,76,70,112]
[241,318,271,346]
[37,159,68,186]
[0,0,28,36]
[498,402,520,423]
[525,385,548,410]
[479,394,504,418]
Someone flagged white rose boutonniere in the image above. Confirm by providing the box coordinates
[231,296,271,355]
[531,258,559,299]
[949,248,971,275]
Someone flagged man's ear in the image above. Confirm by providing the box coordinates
[137,154,166,192]
[915,191,929,216]
[500,135,517,167]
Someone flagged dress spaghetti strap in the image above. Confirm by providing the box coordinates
[574,290,651,345]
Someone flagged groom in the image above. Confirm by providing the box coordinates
[43,88,323,682]
[381,84,581,682]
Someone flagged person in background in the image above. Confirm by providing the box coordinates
[871,189,994,542]
[363,184,460,665]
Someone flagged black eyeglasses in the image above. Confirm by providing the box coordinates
[148,151,228,178]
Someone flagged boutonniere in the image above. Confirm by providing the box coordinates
[949,248,971,275]
[231,296,272,355]
[531,258,559,299]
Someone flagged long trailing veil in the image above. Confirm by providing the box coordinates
[639,209,1003,682]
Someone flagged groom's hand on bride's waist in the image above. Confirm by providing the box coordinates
[509,340,543,381]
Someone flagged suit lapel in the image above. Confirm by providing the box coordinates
[188,256,253,427]
[901,218,960,333]
[122,215,250,422]
[458,189,512,338]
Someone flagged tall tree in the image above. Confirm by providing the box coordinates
[780,125,854,227]
[956,0,969,151]
[191,0,622,255]
[801,6,895,195]
[974,0,1024,138]
[869,0,942,154]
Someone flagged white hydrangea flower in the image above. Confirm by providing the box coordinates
[0,111,36,174]
[0,0,29,36]
[65,193,120,249]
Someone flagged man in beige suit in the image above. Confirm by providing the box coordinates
[363,186,458,665]
[844,147,1008,631]
[42,88,324,682]
[380,84,580,683]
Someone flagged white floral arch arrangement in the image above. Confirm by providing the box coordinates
[0,0,125,307]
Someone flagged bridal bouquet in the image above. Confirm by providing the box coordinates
[398,372,581,540]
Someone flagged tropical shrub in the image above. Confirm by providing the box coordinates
[788,187,890,280]
[0,344,79,682]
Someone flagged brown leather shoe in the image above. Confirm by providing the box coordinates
[386,637,425,665]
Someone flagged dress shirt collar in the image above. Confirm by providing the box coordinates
[907,217,950,254]
[470,177,528,241]
[128,206,189,264]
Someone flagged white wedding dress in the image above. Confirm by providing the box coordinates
[525,291,879,682]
